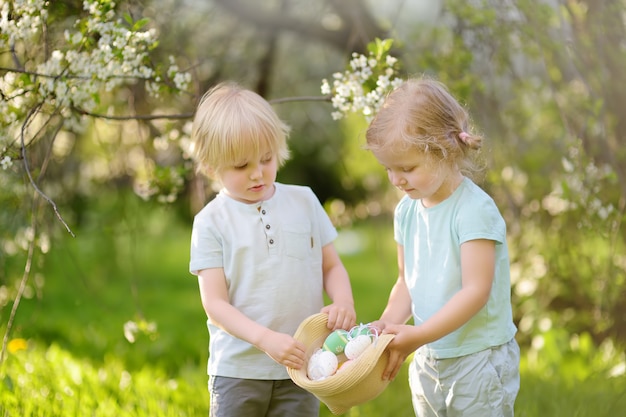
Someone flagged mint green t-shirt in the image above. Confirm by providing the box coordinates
[394,177,517,359]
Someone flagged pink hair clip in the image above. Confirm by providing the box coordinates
[458,132,470,144]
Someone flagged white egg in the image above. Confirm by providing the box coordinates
[344,334,372,359]
[307,349,338,380]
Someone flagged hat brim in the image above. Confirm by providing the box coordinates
[287,313,394,415]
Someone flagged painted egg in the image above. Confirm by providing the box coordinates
[336,359,355,373]
[322,329,350,354]
[307,349,338,381]
[344,334,372,359]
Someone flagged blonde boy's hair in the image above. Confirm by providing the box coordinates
[191,82,290,177]
[365,77,484,177]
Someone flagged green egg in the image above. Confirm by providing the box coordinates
[349,325,373,339]
[322,329,349,354]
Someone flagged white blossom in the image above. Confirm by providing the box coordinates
[1,0,192,206]
[320,80,331,95]
[321,41,403,121]
[1,156,12,170]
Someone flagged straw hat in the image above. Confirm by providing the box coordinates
[287,313,394,415]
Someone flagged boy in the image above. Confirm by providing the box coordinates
[189,82,356,417]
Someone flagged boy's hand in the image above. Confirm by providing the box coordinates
[258,330,307,369]
[321,303,357,331]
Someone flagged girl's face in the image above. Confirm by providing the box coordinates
[218,149,278,204]
[372,145,462,207]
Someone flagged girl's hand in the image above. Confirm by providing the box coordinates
[367,319,387,336]
[321,303,357,331]
[258,330,307,369]
[381,324,423,381]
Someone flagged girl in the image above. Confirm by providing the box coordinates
[366,77,520,417]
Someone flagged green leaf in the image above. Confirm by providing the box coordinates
[366,38,394,60]
[133,17,150,31]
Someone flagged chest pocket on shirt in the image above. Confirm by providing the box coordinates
[283,223,312,260]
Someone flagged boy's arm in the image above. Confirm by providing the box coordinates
[320,242,357,331]
[197,268,307,369]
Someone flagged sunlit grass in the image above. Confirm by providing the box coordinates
[1,341,208,417]
[2,338,625,417]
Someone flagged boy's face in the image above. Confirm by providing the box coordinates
[219,149,278,204]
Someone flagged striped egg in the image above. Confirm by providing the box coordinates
[322,329,350,354]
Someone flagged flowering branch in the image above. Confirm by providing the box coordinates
[321,38,403,121]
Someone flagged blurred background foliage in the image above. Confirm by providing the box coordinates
[1,0,625,385]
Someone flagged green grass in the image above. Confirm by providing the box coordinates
[1,203,625,416]
[1,342,207,417]
[335,220,398,323]
[515,374,626,417]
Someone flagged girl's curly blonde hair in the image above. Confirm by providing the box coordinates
[365,77,485,179]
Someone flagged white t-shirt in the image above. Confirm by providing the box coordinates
[394,177,517,359]
[190,182,337,379]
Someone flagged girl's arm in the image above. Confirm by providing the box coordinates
[197,268,307,369]
[368,243,413,378]
[381,239,496,380]
[320,242,357,331]
[376,243,414,326]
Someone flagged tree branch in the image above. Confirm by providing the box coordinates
[21,105,75,237]
[0,198,40,368]
[72,106,194,121]
[269,95,331,104]
[71,96,331,120]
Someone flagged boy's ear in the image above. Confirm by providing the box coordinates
[205,166,220,181]
[198,162,213,177]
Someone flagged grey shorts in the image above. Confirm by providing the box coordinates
[409,338,520,417]
[208,376,319,417]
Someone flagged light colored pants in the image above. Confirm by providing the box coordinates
[208,376,319,417]
[409,338,520,417]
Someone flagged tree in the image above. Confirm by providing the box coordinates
[0,0,195,361]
